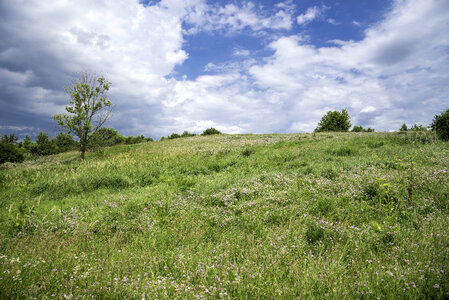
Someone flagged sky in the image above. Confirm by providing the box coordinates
[0,0,448,139]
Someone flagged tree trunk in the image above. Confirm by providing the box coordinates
[80,134,87,160]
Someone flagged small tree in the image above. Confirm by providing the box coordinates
[430,108,449,141]
[53,72,112,159]
[315,109,351,132]
[399,123,408,132]
[201,128,221,136]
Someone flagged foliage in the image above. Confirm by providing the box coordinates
[181,131,196,138]
[168,133,181,139]
[125,135,146,144]
[54,132,77,153]
[21,134,36,153]
[0,141,25,164]
[88,127,125,149]
[33,131,56,156]
[352,125,375,132]
[1,132,448,298]
[201,127,222,135]
[399,123,408,132]
[1,134,19,144]
[430,108,449,141]
[53,72,112,159]
[315,109,351,132]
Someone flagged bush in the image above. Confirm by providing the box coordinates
[168,133,181,140]
[315,109,351,132]
[53,132,77,153]
[201,128,221,136]
[430,109,449,141]
[352,125,375,132]
[181,131,196,138]
[0,142,25,164]
[89,127,125,149]
[34,132,56,156]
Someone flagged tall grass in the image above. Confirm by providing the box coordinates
[0,132,448,298]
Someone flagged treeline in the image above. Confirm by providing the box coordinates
[0,128,153,164]
[160,128,221,141]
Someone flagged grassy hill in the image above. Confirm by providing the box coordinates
[1,132,448,298]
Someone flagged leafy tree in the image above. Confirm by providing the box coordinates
[1,134,19,144]
[181,131,196,138]
[53,132,77,153]
[315,109,351,132]
[125,135,146,144]
[88,127,124,149]
[352,125,375,132]
[430,108,449,141]
[201,128,222,136]
[34,131,55,156]
[399,123,408,132]
[53,72,112,159]
[0,142,25,164]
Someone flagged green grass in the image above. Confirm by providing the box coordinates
[1,132,448,298]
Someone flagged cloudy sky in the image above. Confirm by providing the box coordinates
[1,0,448,139]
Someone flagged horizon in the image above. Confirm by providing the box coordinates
[1,0,448,140]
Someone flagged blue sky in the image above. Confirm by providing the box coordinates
[0,0,448,139]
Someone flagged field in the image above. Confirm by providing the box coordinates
[0,132,448,298]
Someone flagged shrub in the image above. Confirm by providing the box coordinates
[53,132,77,153]
[352,125,375,132]
[315,109,351,132]
[34,131,56,156]
[0,142,25,164]
[168,133,181,139]
[181,131,196,138]
[399,123,408,132]
[89,127,125,148]
[201,128,221,136]
[430,108,449,141]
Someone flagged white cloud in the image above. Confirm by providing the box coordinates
[296,5,327,25]
[184,1,294,34]
[1,0,448,138]
[249,0,449,131]
[352,21,361,27]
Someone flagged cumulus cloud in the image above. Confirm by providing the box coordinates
[296,5,327,26]
[184,1,294,34]
[249,0,449,131]
[0,0,448,139]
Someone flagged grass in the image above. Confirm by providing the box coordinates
[0,132,448,298]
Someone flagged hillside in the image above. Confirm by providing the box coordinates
[1,132,448,298]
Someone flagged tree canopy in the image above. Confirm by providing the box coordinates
[315,109,351,132]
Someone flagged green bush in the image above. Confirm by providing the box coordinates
[89,127,125,148]
[315,109,351,132]
[430,108,449,141]
[0,142,25,164]
[53,132,77,153]
[33,132,56,156]
[352,125,375,132]
[201,128,221,136]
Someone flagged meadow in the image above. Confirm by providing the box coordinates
[0,132,448,298]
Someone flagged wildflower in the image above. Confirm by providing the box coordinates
[433,284,439,289]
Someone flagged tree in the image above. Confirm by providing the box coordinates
[399,123,408,132]
[315,109,351,132]
[1,134,19,144]
[53,72,112,159]
[53,132,77,153]
[430,108,449,141]
[35,131,55,156]
[352,125,375,132]
[88,127,124,149]
[201,128,221,135]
